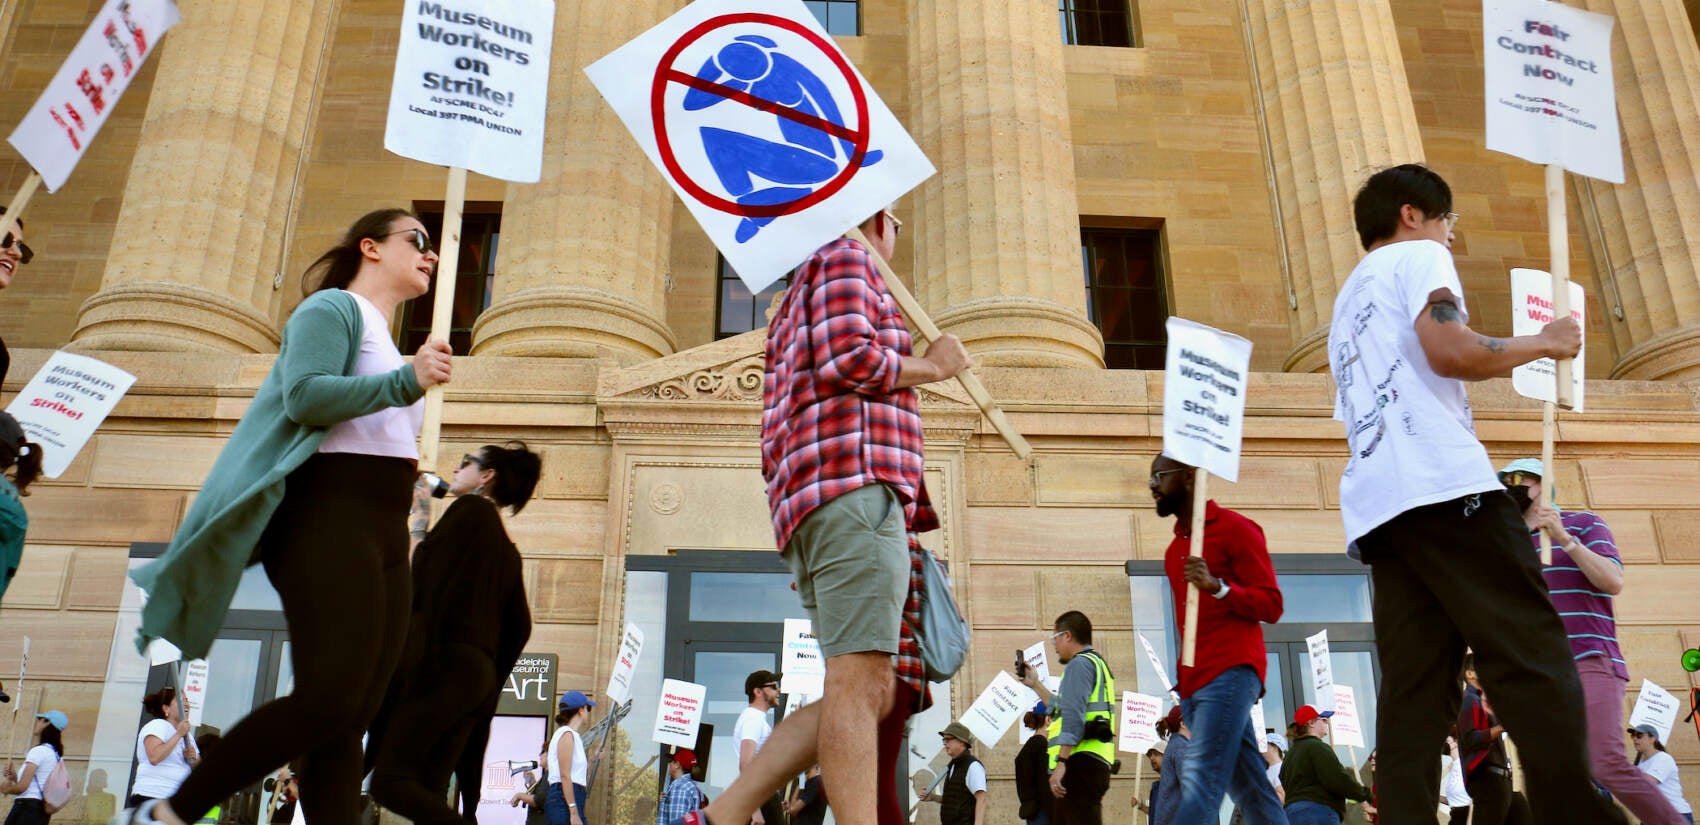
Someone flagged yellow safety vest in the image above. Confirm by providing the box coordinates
[1046,649,1116,769]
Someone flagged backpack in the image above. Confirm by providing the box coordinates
[34,750,72,814]
[913,544,971,682]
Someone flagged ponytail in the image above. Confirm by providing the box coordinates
[479,441,542,514]
[301,208,417,295]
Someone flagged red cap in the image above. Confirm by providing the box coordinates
[672,749,697,772]
[1164,704,1184,731]
[1293,705,1334,727]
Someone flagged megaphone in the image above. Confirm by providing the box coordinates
[506,760,539,777]
[1681,648,1699,673]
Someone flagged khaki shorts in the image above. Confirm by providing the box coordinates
[782,483,908,659]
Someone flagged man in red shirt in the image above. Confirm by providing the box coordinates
[680,208,968,825]
[1150,455,1286,825]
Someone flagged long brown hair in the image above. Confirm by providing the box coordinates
[300,208,418,295]
[0,412,42,495]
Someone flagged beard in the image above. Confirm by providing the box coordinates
[1155,494,1180,518]
[1506,484,1534,513]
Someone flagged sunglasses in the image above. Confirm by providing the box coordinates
[459,453,482,469]
[382,228,433,254]
[1,232,32,265]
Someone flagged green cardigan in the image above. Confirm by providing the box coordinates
[0,476,27,608]
[130,290,424,659]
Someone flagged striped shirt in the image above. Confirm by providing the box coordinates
[1533,510,1627,680]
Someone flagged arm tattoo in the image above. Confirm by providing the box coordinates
[1427,299,1463,324]
[1475,335,1507,353]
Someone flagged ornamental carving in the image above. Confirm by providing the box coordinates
[637,357,765,401]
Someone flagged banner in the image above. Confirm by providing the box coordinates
[384,0,555,182]
[779,618,826,695]
[604,623,644,704]
[1509,268,1586,411]
[6,351,137,478]
[585,0,935,292]
[1118,691,1163,755]
[1307,629,1334,713]
[6,0,181,192]
[182,659,209,727]
[1483,0,1622,183]
[1331,684,1365,749]
[497,653,558,715]
[1628,679,1679,745]
[959,671,1028,748]
[652,678,707,748]
[1162,318,1253,482]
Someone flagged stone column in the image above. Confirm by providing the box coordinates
[905,0,1104,368]
[1247,0,1426,373]
[470,2,674,361]
[72,0,336,353]
[1572,0,1700,380]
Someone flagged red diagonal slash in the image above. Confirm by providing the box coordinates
[663,69,859,143]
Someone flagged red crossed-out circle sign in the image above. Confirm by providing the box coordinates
[650,13,871,219]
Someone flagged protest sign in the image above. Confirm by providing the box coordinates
[652,678,707,748]
[1250,699,1267,745]
[1628,679,1679,744]
[1118,691,1163,755]
[584,0,934,293]
[6,351,137,478]
[384,0,554,182]
[1510,268,1586,411]
[6,0,181,193]
[1307,630,1334,713]
[146,638,182,667]
[1331,685,1365,749]
[1136,631,1176,697]
[183,659,209,727]
[780,618,826,695]
[959,671,1028,748]
[1162,317,1253,483]
[605,623,645,704]
[1022,640,1051,684]
[1483,0,1622,183]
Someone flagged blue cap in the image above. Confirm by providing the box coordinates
[1033,701,1048,716]
[35,710,68,731]
[1498,458,1545,482]
[558,691,596,712]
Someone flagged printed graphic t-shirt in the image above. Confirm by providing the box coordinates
[1328,240,1502,552]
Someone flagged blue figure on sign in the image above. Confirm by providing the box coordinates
[684,34,882,242]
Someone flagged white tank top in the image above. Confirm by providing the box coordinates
[317,290,423,459]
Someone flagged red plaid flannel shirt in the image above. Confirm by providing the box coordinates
[762,236,936,705]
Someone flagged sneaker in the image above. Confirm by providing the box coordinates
[110,799,164,825]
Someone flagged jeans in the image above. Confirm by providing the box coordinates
[1175,665,1288,825]
[1283,801,1339,825]
[1027,812,1052,825]
[544,784,568,825]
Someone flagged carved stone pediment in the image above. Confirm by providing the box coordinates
[600,329,769,403]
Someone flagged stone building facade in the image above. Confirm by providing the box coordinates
[1,0,1698,822]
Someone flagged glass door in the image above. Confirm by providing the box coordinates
[684,643,782,801]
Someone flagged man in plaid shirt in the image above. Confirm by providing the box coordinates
[678,208,967,825]
[656,750,703,825]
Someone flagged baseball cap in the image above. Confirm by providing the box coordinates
[671,748,697,772]
[1164,704,1184,731]
[558,691,596,712]
[35,710,68,731]
[1498,458,1545,483]
[1032,701,1048,717]
[939,722,975,746]
[1627,723,1660,740]
[1293,705,1333,727]
[1265,732,1290,752]
[1146,739,1167,755]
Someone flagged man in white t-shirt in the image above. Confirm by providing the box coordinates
[735,670,783,825]
[1327,163,1622,825]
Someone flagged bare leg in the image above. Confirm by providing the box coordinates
[817,652,895,825]
[702,704,822,824]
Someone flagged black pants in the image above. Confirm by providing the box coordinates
[171,454,414,825]
[369,643,499,825]
[1052,753,1111,825]
[1356,492,1626,825]
[1463,767,1511,825]
[3,799,48,825]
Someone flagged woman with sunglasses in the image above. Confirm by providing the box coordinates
[122,208,452,825]
[1631,725,1694,824]
[367,442,538,825]
[0,205,35,387]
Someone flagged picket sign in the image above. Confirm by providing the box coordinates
[3,638,27,768]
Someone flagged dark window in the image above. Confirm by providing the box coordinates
[400,206,501,355]
[1081,226,1167,369]
[804,0,861,36]
[716,256,791,339]
[1060,0,1135,47]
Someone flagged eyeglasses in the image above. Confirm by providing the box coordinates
[459,454,482,469]
[1,232,32,265]
[1501,471,1534,488]
[1440,211,1461,231]
[382,228,433,253]
[1151,468,1188,485]
[1050,630,1068,642]
[763,683,779,691]
[882,211,903,238]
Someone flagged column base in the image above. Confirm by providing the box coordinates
[932,295,1104,368]
[72,281,280,353]
[1283,327,1331,374]
[471,285,675,362]
[1610,327,1700,381]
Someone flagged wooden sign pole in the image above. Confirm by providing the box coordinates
[0,172,43,245]
[1541,163,1574,566]
[1180,471,1209,667]
[1133,758,1146,824]
[417,166,467,473]
[846,228,1032,460]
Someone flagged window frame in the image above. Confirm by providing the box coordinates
[1059,0,1138,47]
[398,202,503,355]
[1080,221,1170,369]
[714,254,792,340]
